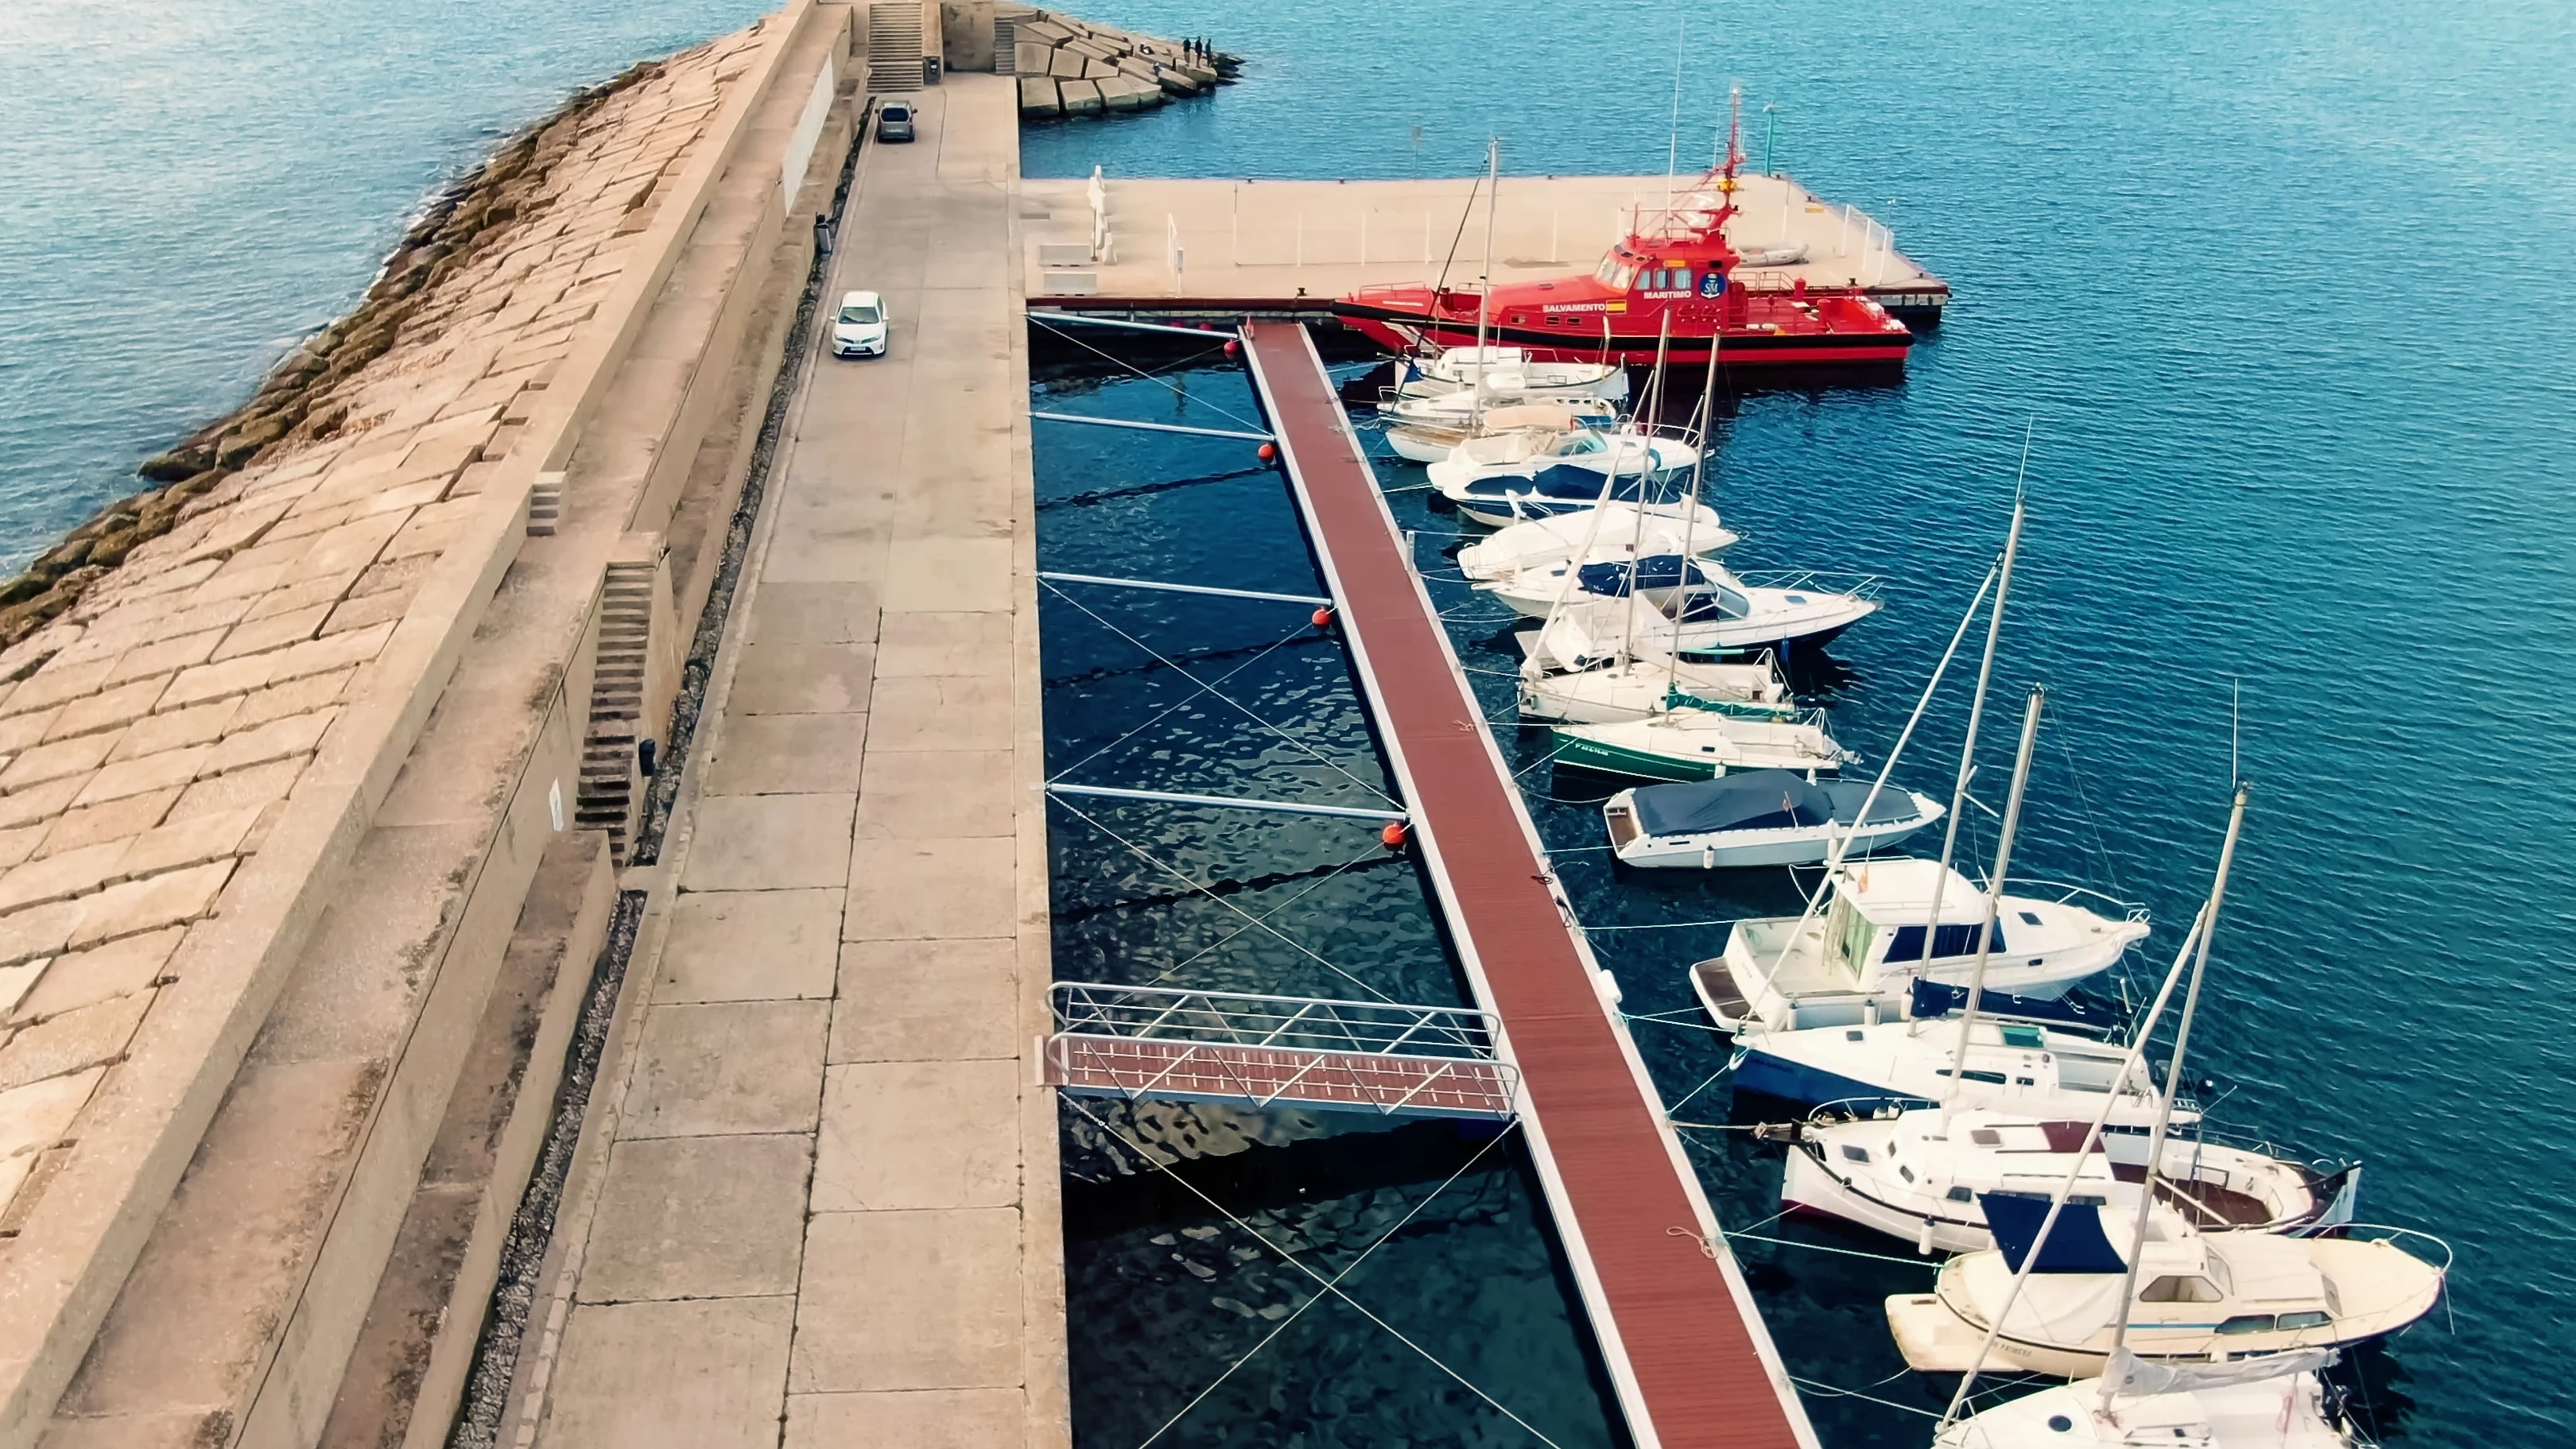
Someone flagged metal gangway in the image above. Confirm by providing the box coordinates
[1040,982,1519,1119]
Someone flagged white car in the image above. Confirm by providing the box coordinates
[831,290,888,358]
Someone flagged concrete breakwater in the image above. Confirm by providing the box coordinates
[0,63,669,653]
[0,3,898,1444]
[1007,6,1236,120]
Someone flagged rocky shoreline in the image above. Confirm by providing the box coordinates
[0,62,665,652]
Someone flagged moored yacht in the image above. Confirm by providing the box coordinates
[1886,1195,2448,1377]
[1388,345,1628,402]
[1382,395,1620,463]
[1458,502,1732,582]
[1552,708,1853,782]
[1780,1105,2360,1253]
[1604,770,1943,868]
[1696,858,2148,1030]
[1936,1354,2361,1449]
[1428,428,1701,526]
[1724,990,2169,1123]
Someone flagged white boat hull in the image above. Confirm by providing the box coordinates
[1608,800,1939,867]
[1936,1372,2354,1448]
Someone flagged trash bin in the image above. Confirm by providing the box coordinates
[921,56,941,86]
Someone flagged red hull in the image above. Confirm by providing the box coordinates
[1336,302,1913,367]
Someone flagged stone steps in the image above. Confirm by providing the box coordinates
[866,2,925,92]
[575,561,658,864]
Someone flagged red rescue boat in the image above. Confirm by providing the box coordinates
[1335,119,1913,370]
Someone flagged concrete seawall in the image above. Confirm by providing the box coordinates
[0,6,1069,1446]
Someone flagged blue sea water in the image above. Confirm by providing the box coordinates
[1027,1,2576,1445]
[6,0,2573,1442]
[0,0,776,571]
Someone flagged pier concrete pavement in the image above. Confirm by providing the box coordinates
[523,72,1065,1449]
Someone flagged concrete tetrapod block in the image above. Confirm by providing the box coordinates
[1013,41,1053,77]
[1057,79,1102,116]
[1017,18,1070,45]
[1016,75,1061,118]
[1045,48,1084,80]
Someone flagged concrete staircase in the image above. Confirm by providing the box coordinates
[994,10,1022,73]
[866,2,925,91]
[575,560,655,863]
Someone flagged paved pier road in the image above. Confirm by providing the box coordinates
[526,73,1065,1449]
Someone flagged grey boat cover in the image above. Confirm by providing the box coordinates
[1631,770,1918,839]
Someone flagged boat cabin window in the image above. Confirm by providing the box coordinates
[1946,1186,1974,1203]
[2140,1276,2225,1304]
[1840,1145,1871,1163]
[2000,1025,2046,1051]
[1968,1129,2003,1146]
[2276,1310,2331,1331]
[2215,1314,2279,1335]
[1898,1164,1915,1183]
[1938,1067,2008,1086]
[2019,909,2043,926]
[1825,893,1875,982]
[1885,921,2007,963]
[1593,254,1639,290]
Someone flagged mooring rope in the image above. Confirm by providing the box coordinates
[1065,1098,1565,1449]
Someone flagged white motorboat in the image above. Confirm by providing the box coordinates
[1429,428,1701,526]
[1388,345,1629,402]
[1479,557,1881,655]
[1551,708,1852,782]
[1695,859,2149,1030]
[1383,396,1620,463]
[1938,1353,2360,1448]
[1724,995,2174,1125]
[1886,1200,2448,1377]
[1457,502,1732,582]
[1779,1105,2360,1254]
[1604,769,1942,868]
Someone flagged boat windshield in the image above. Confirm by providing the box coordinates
[1593,253,1639,291]
[1549,433,1608,455]
[838,303,882,324]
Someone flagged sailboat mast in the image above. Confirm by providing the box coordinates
[1473,138,1499,405]
[1664,322,1721,702]
[1938,685,2044,1121]
[2098,783,2252,1411]
[1917,484,2027,1039]
[1617,312,1674,673]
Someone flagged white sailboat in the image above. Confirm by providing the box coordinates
[1480,557,1880,653]
[1887,1195,2448,1377]
[1897,788,2447,1396]
[1780,1106,2359,1253]
[1458,502,1732,583]
[1514,600,1787,724]
[1550,708,1854,782]
[1694,851,2151,1030]
[1383,395,1620,463]
[1429,428,1703,526]
[1936,1351,2361,1448]
[1387,345,1629,402]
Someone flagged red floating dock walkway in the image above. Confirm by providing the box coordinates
[1240,322,1820,1449]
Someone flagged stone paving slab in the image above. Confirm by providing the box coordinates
[529,74,1062,1449]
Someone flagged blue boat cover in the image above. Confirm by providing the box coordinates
[1574,553,1710,594]
[1907,979,2124,1033]
[1631,769,1830,836]
[1980,1191,2130,1273]
[1461,465,1658,501]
